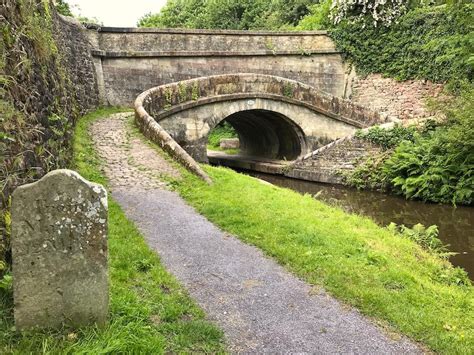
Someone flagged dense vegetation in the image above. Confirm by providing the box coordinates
[328,4,473,85]
[348,88,473,205]
[207,121,239,153]
[385,91,473,205]
[141,0,473,205]
[54,0,73,17]
[138,0,320,30]
[326,2,473,205]
[1,0,97,276]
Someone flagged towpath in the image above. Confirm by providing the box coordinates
[91,113,421,353]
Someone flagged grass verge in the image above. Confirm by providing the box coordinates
[174,165,473,353]
[0,108,225,353]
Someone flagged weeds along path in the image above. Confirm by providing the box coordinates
[91,113,421,353]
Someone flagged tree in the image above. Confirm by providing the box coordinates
[138,0,321,30]
[138,0,207,28]
[54,0,73,17]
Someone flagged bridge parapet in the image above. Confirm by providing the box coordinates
[140,74,383,129]
[88,27,337,54]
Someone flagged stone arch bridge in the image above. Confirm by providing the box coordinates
[87,27,356,106]
[135,74,382,180]
[85,26,384,181]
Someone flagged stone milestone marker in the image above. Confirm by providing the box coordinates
[11,169,108,330]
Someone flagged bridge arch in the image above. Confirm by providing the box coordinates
[135,73,383,181]
[163,97,316,162]
[222,108,305,161]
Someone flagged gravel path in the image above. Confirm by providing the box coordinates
[92,113,421,353]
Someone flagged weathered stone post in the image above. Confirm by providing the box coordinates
[11,169,108,330]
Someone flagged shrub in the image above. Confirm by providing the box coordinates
[331,0,409,27]
[387,222,470,286]
[296,0,332,30]
[207,121,238,150]
[387,223,448,255]
[355,124,417,150]
[384,87,473,205]
[343,151,391,190]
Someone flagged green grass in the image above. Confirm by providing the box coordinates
[174,166,474,353]
[0,108,225,353]
[207,121,239,153]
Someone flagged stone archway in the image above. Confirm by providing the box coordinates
[211,109,306,161]
[135,73,384,181]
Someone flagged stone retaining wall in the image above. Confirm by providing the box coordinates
[349,74,443,121]
[55,16,100,112]
[286,137,383,184]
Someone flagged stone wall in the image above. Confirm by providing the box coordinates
[286,137,383,184]
[87,27,349,106]
[348,74,443,121]
[55,15,100,112]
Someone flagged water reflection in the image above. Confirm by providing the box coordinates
[246,171,474,279]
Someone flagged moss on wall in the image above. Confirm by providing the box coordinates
[0,0,99,270]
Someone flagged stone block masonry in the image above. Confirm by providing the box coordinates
[220,138,240,150]
[286,137,383,184]
[11,170,108,330]
[349,74,444,120]
[87,27,350,106]
[55,15,100,112]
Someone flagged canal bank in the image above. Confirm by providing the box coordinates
[242,171,474,279]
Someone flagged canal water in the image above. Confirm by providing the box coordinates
[244,171,474,279]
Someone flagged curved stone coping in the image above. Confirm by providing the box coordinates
[87,26,328,36]
[135,93,213,184]
[155,92,367,129]
[91,49,340,58]
[141,73,383,129]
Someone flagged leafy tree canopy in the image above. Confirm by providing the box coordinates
[54,0,73,17]
[138,0,319,30]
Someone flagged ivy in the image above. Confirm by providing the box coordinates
[330,4,473,87]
